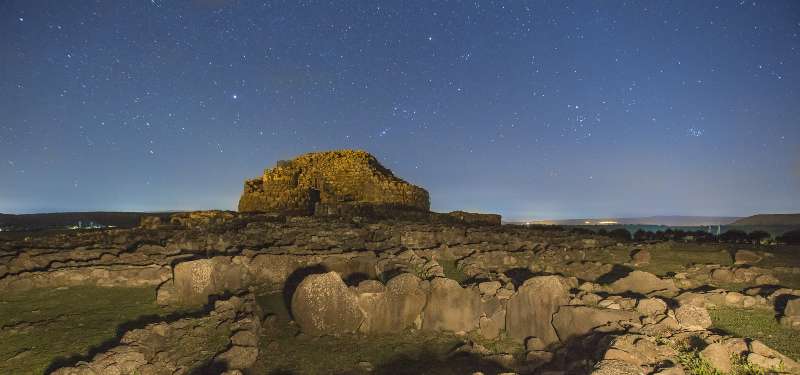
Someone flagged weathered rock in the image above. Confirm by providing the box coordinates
[710,268,734,283]
[608,271,678,295]
[422,277,481,332]
[635,298,667,316]
[506,276,572,345]
[551,306,638,343]
[630,249,651,265]
[748,339,800,373]
[215,345,259,369]
[478,281,502,296]
[781,297,800,329]
[602,334,675,368]
[479,308,506,340]
[238,150,430,214]
[591,359,645,374]
[673,305,711,330]
[446,211,502,226]
[169,210,236,228]
[700,338,748,373]
[291,271,364,336]
[525,337,547,351]
[754,274,779,285]
[172,258,247,305]
[357,273,428,333]
[734,250,762,265]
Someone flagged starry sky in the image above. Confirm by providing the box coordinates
[1,1,799,220]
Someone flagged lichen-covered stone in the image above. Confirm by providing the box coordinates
[291,271,364,336]
[238,150,430,214]
[506,275,572,345]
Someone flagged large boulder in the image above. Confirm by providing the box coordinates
[506,276,572,345]
[357,273,428,333]
[551,306,639,343]
[673,304,712,330]
[291,271,364,336]
[710,268,734,283]
[422,277,481,332]
[781,297,800,329]
[700,338,748,373]
[172,258,248,304]
[635,298,667,316]
[608,271,678,295]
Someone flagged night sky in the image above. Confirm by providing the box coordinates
[1,1,798,220]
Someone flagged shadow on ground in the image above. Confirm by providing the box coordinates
[44,294,226,374]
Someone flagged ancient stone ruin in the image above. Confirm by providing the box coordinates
[238,150,430,215]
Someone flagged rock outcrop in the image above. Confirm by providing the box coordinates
[238,150,430,215]
[52,293,262,375]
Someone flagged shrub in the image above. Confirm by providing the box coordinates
[778,229,800,245]
[607,228,632,242]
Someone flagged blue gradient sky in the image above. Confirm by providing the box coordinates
[1,1,798,220]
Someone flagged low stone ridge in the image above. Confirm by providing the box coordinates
[51,293,262,375]
[238,150,430,215]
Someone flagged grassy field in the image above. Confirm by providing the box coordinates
[254,293,511,375]
[710,306,800,362]
[0,286,187,375]
[583,242,800,288]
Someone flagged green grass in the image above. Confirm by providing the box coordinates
[710,306,800,362]
[0,286,186,375]
[254,293,509,375]
[439,259,467,284]
[675,348,723,375]
[585,242,800,289]
[638,244,732,276]
[674,335,775,375]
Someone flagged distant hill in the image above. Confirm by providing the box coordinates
[0,212,176,231]
[517,215,741,226]
[731,214,800,226]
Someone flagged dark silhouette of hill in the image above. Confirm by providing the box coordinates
[731,214,800,226]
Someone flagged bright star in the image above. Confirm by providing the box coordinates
[232,94,238,100]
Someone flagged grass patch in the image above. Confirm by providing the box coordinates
[710,306,800,361]
[674,335,775,375]
[0,286,186,375]
[675,348,722,375]
[633,243,732,277]
[439,259,467,284]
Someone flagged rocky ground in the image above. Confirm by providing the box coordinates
[1,211,800,374]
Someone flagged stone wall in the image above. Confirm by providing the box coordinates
[0,214,608,299]
[238,150,430,214]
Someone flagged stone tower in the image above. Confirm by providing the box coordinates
[238,150,430,215]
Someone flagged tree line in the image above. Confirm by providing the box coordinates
[571,227,800,245]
